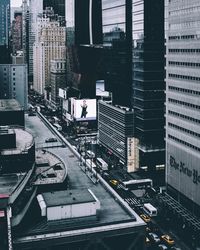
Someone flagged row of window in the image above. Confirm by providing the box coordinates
[168,122,200,138]
[168,110,200,125]
[169,6,200,16]
[168,134,200,152]
[169,73,200,82]
[168,98,200,110]
[169,48,200,53]
[168,86,200,96]
[169,34,200,40]
[169,21,200,30]
[169,61,200,68]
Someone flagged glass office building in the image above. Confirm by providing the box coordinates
[102,0,132,107]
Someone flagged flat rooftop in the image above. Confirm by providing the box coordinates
[42,189,95,207]
[0,99,22,111]
[33,149,67,186]
[13,114,145,240]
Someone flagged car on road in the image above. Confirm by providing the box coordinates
[161,234,175,246]
[109,179,118,186]
[158,244,168,250]
[45,137,58,143]
[148,233,161,244]
[140,214,151,223]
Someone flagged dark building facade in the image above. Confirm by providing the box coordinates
[66,0,103,99]
[132,0,165,168]
[98,101,138,172]
[102,0,132,107]
[101,0,165,169]
[11,11,22,54]
[43,0,65,17]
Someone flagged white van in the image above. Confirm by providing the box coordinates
[143,203,157,217]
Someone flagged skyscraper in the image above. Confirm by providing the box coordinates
[65,0,102,98]
[166,0,200,214]
[132,0,165,169]
[28,0,43,80]
[33,12,66,95]
[0,0,10,46]
[101,0,165,170]
[102,0,132,107]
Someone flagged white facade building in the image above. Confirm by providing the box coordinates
[33,16,66,95]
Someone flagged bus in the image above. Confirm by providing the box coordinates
[53,123,62,131]
[121,178,153,190]
[143,203,157,217]
[96,158,108,171]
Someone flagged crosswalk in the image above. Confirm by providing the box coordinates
[124,197,140,207]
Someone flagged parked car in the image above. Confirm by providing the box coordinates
[161,234,175,246]
[148,233,160,244]
[45,137,58,143]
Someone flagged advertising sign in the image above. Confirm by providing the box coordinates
[73,99,96,121]
[59,88,67,99]
[127,137,139,173]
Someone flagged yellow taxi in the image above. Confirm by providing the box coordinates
[140,214,151,223]
[161,234,175,245]
[109,179,118,186]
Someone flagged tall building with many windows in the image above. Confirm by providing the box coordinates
[132,0,165,168]
[0,64,28,109]
[29,0,43,80]
[0,0,10,46]
[33,13,66,95]
[166,0,200,213]
[101,0,165,169]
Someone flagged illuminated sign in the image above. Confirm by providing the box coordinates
[73,99,96,121]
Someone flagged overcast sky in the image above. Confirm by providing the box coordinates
[11,0,22,7]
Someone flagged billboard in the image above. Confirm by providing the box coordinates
[127,137,139,173]
[59,88,67,99]
[72,99,96,121]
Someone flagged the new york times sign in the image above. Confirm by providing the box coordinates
[170,156,200,185]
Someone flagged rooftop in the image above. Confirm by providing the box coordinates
[0,99,22,112]
[42,189,96,207]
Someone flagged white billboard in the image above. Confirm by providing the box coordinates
[72,99,96,121]
[59,88,67,99]
[127,137,139,173]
